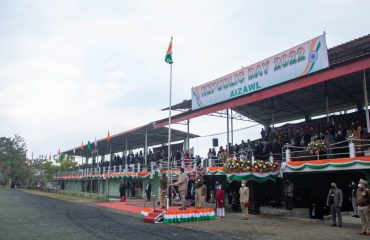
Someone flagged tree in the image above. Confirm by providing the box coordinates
[0,135,30,185]
[41,155,78,180]
[57,155,78,171]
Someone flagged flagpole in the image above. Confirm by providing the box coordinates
[164,37,173,209]
[168,62,172,167]
[167,55,173,209]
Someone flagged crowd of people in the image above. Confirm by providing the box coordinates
[76,111,369,171]
[206,111,369,161]
[117,179,143,199]
[78,148,194,170]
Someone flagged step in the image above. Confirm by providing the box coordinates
[142,210,165,224]
[143,216,156,224]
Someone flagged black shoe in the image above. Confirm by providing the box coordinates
[338,224,342,227]
[330,224,336,227]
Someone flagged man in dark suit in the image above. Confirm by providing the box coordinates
[326,182,343,227]
[145,180,152,201]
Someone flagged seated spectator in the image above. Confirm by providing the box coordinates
[211,148,216,156]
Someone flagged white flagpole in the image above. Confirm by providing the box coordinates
[168,61,172,173]
[167,42,173,209]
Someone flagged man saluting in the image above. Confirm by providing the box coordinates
[170,168,188,210]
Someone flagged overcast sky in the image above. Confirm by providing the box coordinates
[1,0,369,159]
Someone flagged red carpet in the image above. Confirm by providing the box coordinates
[96,202,144,214]
[96,201,198,215]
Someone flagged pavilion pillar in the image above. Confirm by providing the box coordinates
[363,70,370,133]
[125,138,128,171]
[325,82,330,123]
[230,110,234,146]
[271,97,274,129]
[185,119,190,150]
[144,129,148,165]
[92,152,96,166]
[226,109,230,152]
[125,138,128,156]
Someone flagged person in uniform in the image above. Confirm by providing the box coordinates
[159,173,167,209]
[171,168,188,210]
[195,175,207,208]
[239,180,249,220]
[356,179,370,235]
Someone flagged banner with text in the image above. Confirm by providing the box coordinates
[191,35,329,110]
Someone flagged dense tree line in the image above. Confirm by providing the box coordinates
[0,135,78,187]
[0,135,31,186]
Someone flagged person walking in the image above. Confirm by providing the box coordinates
[239,181,249,220]
[216,184,225,218]
[159,173,167,209]
[170,168,188,210]
[145,180,152,201]
[326,182,343,227]
[356,179,370,235]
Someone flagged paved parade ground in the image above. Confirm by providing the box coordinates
[0,189,234,240]
[0,189,367,240]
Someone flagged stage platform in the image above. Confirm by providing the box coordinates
[96,200,216,223]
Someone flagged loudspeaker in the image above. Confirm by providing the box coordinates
[212,138,218,147]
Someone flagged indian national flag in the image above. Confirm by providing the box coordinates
[165,37,173,64]
[107,131,111,142]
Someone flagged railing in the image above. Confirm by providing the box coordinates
[53,157,203,178]
[354,138,370,157]
[283,137,370,162]
[54,138,369,178]
[203,138,370,168]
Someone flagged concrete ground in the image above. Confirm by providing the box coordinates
[0,189,239,240]
[178,212,365,240]
[0,189,367,240]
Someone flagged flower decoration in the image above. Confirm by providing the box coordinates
[219,152,230,163]
[222,158,280,174]
[307,140,326,154]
